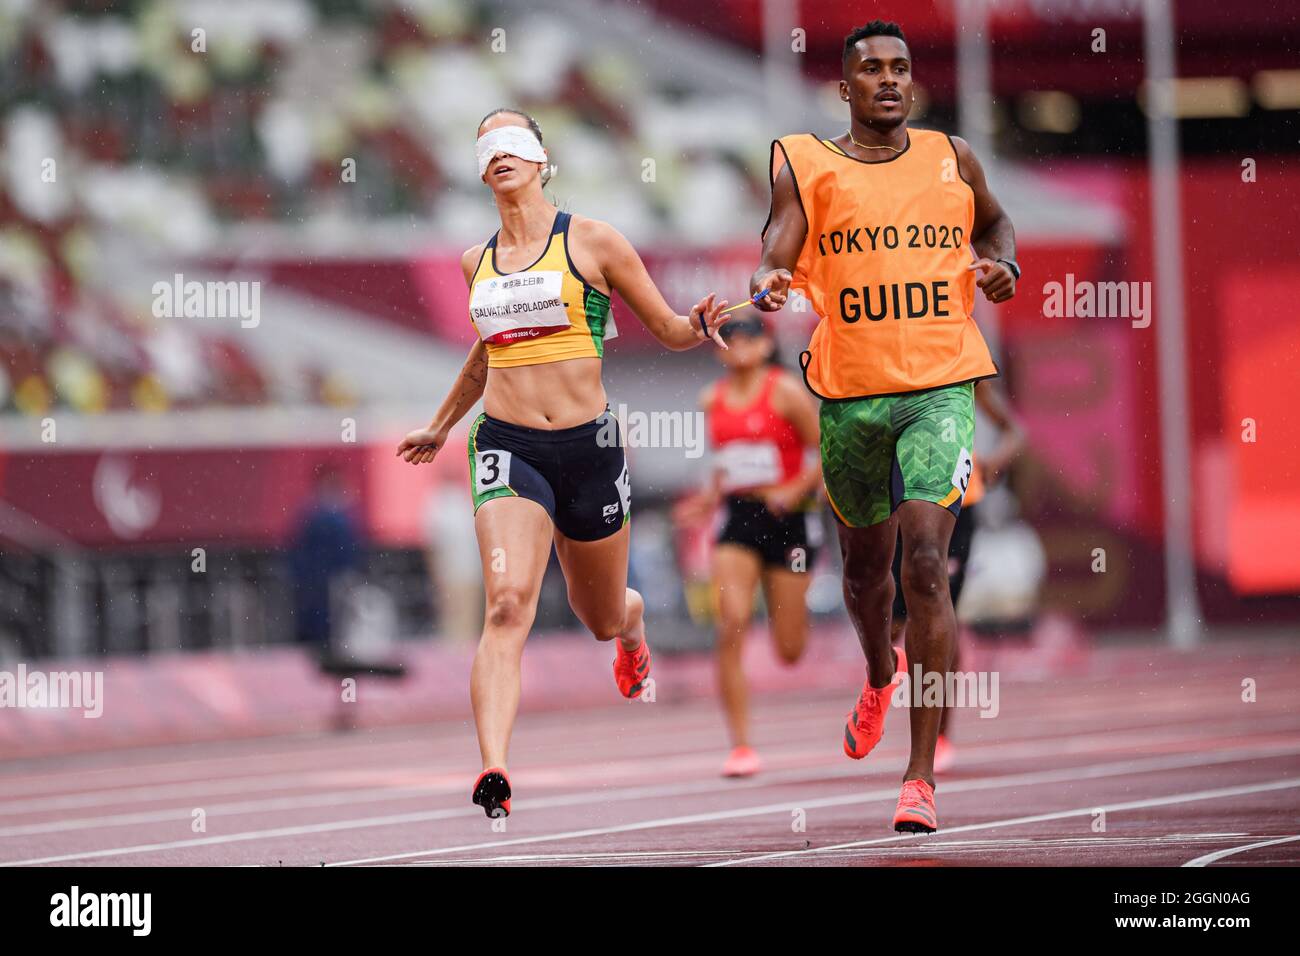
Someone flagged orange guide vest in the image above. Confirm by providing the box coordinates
[768,130,998,400]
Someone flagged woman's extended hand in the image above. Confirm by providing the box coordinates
[689,293,731,348]
[397,427,447,465]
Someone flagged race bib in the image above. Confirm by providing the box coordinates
[951,446,973,495]
[470,271,571,344]
[474,449,512,493]
[717,441,782,491]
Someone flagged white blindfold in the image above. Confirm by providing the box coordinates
[476,126,548,179]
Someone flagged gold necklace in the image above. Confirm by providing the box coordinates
[847,130,905,153]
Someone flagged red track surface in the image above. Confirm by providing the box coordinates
[1,638,1297,867]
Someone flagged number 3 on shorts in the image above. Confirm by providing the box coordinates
[951,447,973,495]
[475,449,512,493]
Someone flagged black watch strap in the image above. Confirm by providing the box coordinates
[997,258,1021,280]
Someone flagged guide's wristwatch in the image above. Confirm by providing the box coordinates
[996,258,1021,281]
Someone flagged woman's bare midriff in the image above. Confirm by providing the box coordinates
[483,356,608,429]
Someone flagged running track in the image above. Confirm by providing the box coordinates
[1,638,1297,867]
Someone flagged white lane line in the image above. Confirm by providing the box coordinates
[4,672,1289,793]
[0,693,850,792]
[0,699,1142,796]
[0,720,852,815]
[706,779,1300,867]
[4,680,1293,804]
[406,835,1254,866]
[0,735,445,795]
[405,849,743,865]
[9,738,1297,868]
[0,766,450,818]
[327,741,1300,867]
[0,705,904,808]
[1,758,840,839]
[0,784,440,838]
[9,709,1296,832]
[1183,834,1300,867]
[0,761,901,866]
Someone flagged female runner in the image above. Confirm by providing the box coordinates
[397,109,731,817]
[676,316,822,777]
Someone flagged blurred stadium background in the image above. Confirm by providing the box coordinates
[1,0,1297,752]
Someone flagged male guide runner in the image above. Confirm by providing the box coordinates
[750,20,1019,832]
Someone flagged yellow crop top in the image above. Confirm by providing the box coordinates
[467,210,615,368]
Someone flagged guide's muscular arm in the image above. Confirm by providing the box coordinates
[751,141,1018,307]
[952,136,1017,302]
[749,163,807,311]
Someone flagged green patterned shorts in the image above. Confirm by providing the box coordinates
[819,383,975,528]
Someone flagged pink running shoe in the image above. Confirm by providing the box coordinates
[721,746,762,778]
[843,645,907,760]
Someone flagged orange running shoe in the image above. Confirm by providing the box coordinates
[843,645,907,760]
[471,767,511,819]
[613,637,651,699]
[721,746,762,778]
[933,734,956,774]
[893,778,938,833]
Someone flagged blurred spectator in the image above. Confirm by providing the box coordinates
[287,464,363,650]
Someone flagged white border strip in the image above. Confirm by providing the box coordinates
[1183,834,1300,868]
